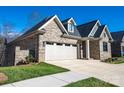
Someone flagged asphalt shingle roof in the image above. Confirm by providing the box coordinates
[22,15,54,36]
[111,31,124,42]
[77,20,98,37]
[94,25,105,37]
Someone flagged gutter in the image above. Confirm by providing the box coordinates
[62,34,101,41]
[8,29,46,45]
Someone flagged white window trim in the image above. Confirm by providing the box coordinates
[68,22,75,33]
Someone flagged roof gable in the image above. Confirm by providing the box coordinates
[100,25,113,41]
[38,15,68,34]
[77,20,98,37]
[9,15,69,43]
[94,25,105,37]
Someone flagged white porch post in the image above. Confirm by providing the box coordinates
[86,40,90,59]
[77,43,80,59]
[121,46,123,56]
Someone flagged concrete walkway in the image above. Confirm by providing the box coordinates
[1,71,89,87]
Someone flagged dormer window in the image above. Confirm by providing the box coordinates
[68,23,75,33]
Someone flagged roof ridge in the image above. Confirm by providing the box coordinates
[77,19,98,27]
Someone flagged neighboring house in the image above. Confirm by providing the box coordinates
[0,37,6,66]
[111,31,124,57]
[4,15,113,66]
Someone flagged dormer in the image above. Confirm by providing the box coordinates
[62,18,77,33]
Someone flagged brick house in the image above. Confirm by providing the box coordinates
[3,15,113,66]
[111,31,124,57]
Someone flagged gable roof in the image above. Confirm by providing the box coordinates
[9,15,69,43]
[22,15,54,36]
[94,25,106,37]
[111,31,124,42]
[94,25,113,41]
[77,20,98,37]
[62,18,81,37]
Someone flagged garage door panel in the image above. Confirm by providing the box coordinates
[45,43,77,60]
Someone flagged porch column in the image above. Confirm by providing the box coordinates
[77,43,80,59]
[121,46,124,56]
[86,40,90,59]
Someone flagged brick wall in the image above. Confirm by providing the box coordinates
[38,19,77,62]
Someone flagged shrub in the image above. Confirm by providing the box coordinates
[112,57,118,61]
[25,54,35,63]
[104,58,112,63]
[16,59,27,65]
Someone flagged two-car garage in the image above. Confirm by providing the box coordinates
[45,42,77,61]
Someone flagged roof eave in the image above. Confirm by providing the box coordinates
[8,30,45,45]
[62,34,101,41]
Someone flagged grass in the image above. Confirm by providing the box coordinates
[104,57,124,64]
[0,62,69,85]
[110,61,124,64]
[65,77,117,87]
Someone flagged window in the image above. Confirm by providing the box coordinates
[72,44,77,47]
[65,44,70,46]
[68,23,75,32]
[46,42,54,45]
[56,43,63,46]
[29,50,35,58]
[103,42,108,52]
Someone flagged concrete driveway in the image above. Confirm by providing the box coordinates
[46,60,124,86]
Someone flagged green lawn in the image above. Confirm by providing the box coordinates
[104,57,124,64]
[0,62,69,85]
[110,61,124,64]
[65,77,117,87]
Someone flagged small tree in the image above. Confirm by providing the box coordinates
[22,11,42,32]
[0,21,20,43]
[2,22,15,38]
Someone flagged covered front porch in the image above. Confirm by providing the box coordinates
[77,38,100,60]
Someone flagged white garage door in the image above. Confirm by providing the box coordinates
[45,42,77,60]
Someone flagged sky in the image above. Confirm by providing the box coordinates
[0,6,124,34]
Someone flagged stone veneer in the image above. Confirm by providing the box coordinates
[6,35,38,66]
[90,40,100,59]
[38,19,78,62]
[14,46,29,65]
[99,29,112,60]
